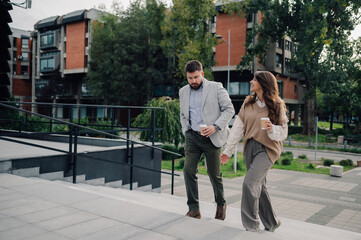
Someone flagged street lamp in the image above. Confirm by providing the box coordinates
[216,29,231,92]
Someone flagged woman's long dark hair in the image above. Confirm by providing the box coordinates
[245,71,287,125]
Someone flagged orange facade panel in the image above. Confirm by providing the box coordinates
[277,75,298,100]
[66,21,86,69]
[12,78,31,96]
[215,13,246,67]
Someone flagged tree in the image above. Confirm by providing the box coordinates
[133,97,183,147]
[86,0,167,106]
[222,0,361,134]
[161,0,217,88]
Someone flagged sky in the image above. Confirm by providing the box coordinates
[8,0,361,40]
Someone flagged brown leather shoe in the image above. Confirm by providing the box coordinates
[186,210,201,219]
[215,204,227,220]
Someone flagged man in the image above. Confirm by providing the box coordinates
[179,60,235,220]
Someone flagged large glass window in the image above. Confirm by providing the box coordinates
[276,54,282,68]
[21,52,28,62]
[40,58,55,71]
[21,38,29,48]
[40,32,55,48]
[21,66,28,75]
[229,82,250,96]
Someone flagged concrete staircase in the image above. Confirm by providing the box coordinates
[8,165,158,192]
[1,173,360,240]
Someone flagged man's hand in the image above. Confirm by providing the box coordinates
[220,153,230,165]
[202,125,216,137]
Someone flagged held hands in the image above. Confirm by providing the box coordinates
[202,125,217,137]
[220,153,230,165]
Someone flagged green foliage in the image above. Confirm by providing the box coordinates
[307,163,316,169]
[281,151,294,159]
[288,126,303,135]
[298,154,307,160]
[222,0,361,135]
[322,158,335,166]
[178,157,185,168]
[133,97,183,147]
[339,159,353,167]
[162,144,180,160]
[161,0,217,86]
[281,158,292,166]
[87,0,168,106]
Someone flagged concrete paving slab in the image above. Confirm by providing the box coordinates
[1,173,361,240]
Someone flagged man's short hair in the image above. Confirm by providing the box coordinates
[185,60,203,73]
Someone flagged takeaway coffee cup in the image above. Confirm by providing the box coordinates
[261,117,270,130]
[200,124,207,135]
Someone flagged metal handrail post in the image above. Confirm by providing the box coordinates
[25,112,28,132]
[111,107,115,136]
[69,106,73,171]
[130,142,134,190]
[151,109,155,158]
[171,156,175,195]
[127,109,130,162]
[72,127,78,184]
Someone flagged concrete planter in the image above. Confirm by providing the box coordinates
[330,165,343,177]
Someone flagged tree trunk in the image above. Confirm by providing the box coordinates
[330,112,334,131]
[302,88,316,135]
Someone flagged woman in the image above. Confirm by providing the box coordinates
[220,71,288,232]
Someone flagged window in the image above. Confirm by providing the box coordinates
[294,85,297,94]
[293,44,298,53]
[276,54,282,68]
[285,40,291,51]
[40,58,55,71]
[21,66,28,75]
[40,32,55,48]
[13,37,17,47]
[21,52,28,62]
[229,82,250,96]
[21,38,29,48]
[285,58,291,72]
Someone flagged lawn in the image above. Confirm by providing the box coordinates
[161,151,355,179]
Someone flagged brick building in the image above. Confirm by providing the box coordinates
[8,28,32,111]
[31,9,99,118]
[213,2,304,124]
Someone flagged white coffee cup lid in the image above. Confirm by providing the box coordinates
[261,117,270,120]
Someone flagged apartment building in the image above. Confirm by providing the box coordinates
[8,28,32,111]
[31,9,99,118]
[213,2,304,124]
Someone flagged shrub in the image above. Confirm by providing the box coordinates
[281,157,292,165]
[288,126,303,134]
[228,160,242,171]
[298,154,307,159]
[178,158,185,168]
[274,160,279,165]
[322,158,335,166]
[339,159,353,167]
[162,144,179,160]
[281,151,294,159]
[307,163,315,169]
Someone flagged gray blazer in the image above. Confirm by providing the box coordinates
[179,78,235,148]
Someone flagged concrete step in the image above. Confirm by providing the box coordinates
[12,166,40,177]
[1,173,360,240]
[63,174,86,183]
[39,171,64,181]
[84,177,105,186]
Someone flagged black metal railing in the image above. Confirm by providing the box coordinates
[0,102,181,195]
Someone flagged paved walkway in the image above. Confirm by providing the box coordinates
[161,167,361,233]
[1,173,361,240]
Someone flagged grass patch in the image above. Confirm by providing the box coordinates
[318,121,344,129]
[162,153,355,178]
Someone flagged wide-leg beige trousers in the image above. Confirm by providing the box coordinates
[241,138,278,231]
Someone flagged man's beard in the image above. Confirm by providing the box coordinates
[189,81,203,90]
